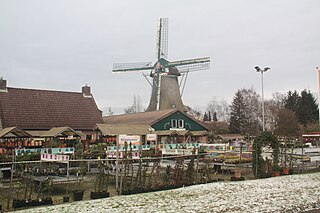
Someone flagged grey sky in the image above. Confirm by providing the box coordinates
[1,0,319,114]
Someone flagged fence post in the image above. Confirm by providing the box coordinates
[196,153,199,184]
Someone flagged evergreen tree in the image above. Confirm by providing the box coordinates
[285,90,300,113]
[212,112,218,122]
[208,111,212,121]
[297,90,318,126]
[203,112,209,121]
[229,88,261,135]
[285,90,318,126]
[229,90,246,134]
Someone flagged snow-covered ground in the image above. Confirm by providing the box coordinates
[16,172,320,213]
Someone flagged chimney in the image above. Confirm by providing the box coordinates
[0,77,7,92]
[82,84,92,97]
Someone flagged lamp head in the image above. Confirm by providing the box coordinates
[254,66,261,72]
[263,67,270,72]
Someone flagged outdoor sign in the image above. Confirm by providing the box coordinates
[16,148,42,156]
[15,147,74,156]
[146,134,157,141]
[41,153,69,163]
[41,147,74,154]
[118,135,141,145]
[106,150,140,159]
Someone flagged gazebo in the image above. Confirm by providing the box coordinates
[41,126,82,148]
[0,126,32,155]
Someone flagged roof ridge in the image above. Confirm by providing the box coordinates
[149,109,178,125]
[103,108,176,118]
[7,87,82,95]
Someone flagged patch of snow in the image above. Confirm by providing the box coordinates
[16,172,320,213]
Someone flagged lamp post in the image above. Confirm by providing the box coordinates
[316,67,320,147]
[255,66,270,131]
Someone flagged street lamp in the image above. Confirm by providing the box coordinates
[316,67,320,127]
[255,66,270,131]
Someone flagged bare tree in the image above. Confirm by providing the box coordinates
[243,88,261,135]
[207,97,230,122]
[105,107,115,116]
[265,92,286,133]
[124,95,144,114]
[274,108,302,138]
[133,95,143,113]
[186,105,203,120]
[274,108,302,167]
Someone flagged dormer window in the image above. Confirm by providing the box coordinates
[178,119,184,128]
[171,119,177,128]
[170,119,185,129]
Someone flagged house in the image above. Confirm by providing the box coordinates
[99,109,208,157]
[103,109,208,144]
[0,78,103,143]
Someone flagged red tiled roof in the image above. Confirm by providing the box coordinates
[0,87,103,130]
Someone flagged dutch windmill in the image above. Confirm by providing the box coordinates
[112,18,210,112]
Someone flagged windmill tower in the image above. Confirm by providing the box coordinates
[113,18,210,112]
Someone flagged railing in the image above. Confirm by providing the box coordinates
[106,143,201,152]
[161,149,197,155]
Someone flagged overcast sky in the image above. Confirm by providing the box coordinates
[1,0,320,114]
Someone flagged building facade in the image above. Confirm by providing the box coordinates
[0,78,103,141]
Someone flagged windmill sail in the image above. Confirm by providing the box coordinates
[112,18,211,112]
[113,62,154,72]
[156,18,169,60]
[167,57,210,73]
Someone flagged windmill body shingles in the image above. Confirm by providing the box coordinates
[0,87,103,130]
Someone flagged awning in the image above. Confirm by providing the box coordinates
[155,130,208,136]
[41,127,82,138]
[189,131,208,136]
[155,130,176,136]
[155,130,190,136]
[0,126,33,138]
[217,134,244,140]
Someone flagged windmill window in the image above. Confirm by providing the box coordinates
[178,119,184,128]
[171,119,177,128]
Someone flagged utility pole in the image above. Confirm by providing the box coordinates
[255,142,258,178]
[116,135,119,191]
[316,67,320,127]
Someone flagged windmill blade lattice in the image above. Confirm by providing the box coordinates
[167,57,210,73]
[113,62,154,72]
[156,18,169,59]
[176,61,210,73]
